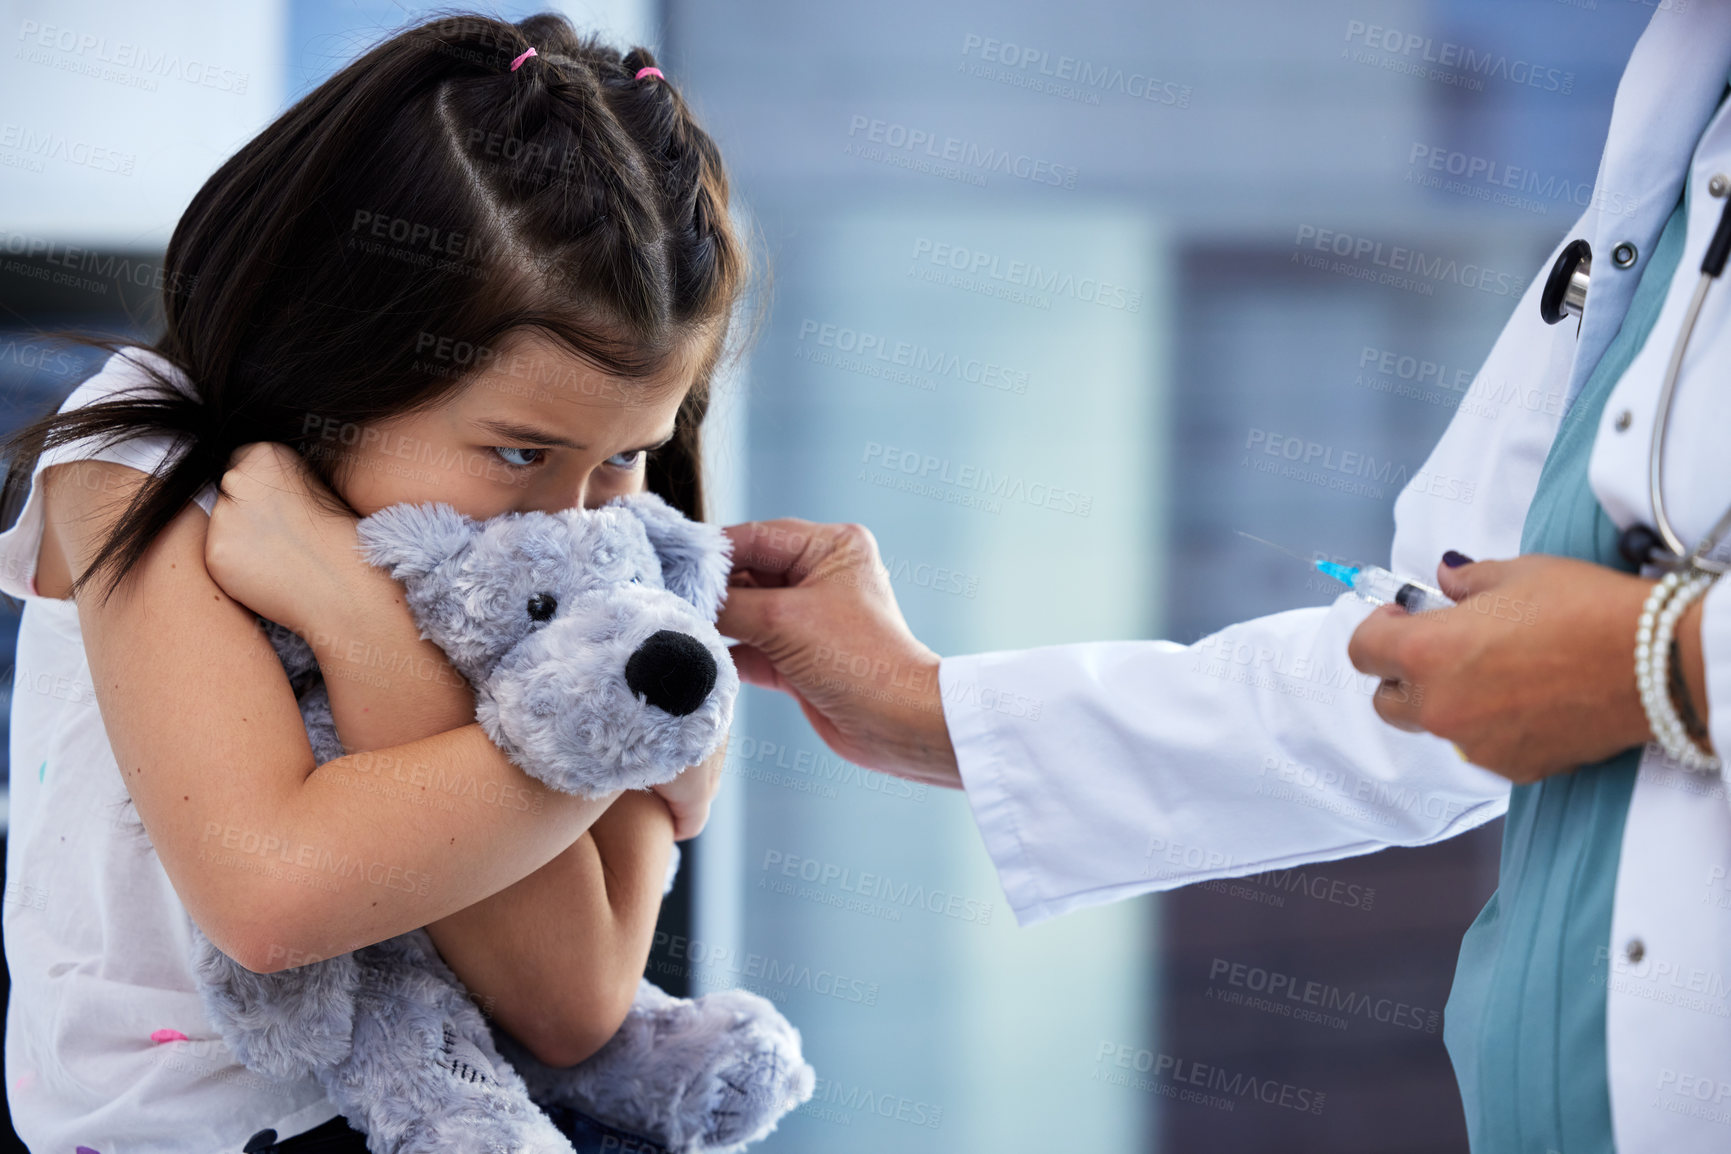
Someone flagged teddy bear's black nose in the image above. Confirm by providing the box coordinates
[625,630,718,717]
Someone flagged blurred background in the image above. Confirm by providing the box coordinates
[0,0,1658,1150]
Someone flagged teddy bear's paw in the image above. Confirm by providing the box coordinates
[692,1043,809,1152]
[324,934,579,1154]
[347,1031,574,1154]
[499,981,811,1153]
[189,928,359,1080]
[677,989,816,1152]
[552,985,816,1153]
[392,1107,574,1154]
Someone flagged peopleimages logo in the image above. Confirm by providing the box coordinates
[1207,957,1441,1033]
[958,33,1193,108]
[0,230,196,296]
[0,123,134,175]
[861,441,1095,517]
[847,114,1079,188]
[908,237,1143,312]
[16,19,250,93]
[796,319,1030,395]
[759,849,994,925]
[1293,225,1527,299]
[650,932,882,1008]
[1342,20,1574,95]
[1093,1043,1327,1115]
[801,1077,944,1130]
[1407,143,1637,217]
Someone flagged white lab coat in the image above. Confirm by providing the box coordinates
[938,5,1731,1148]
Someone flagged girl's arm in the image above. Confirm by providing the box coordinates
[429,791,674,1067]
[52,459,619,977]
[303,522,678,1068]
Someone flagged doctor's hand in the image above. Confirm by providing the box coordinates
[1346,553,1710,784]
[716,519,962,789]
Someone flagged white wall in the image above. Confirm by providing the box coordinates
[0,0,658,249]
[0,0,289,248]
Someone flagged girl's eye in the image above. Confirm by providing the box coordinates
[606,449,645,470]
[493,446,545,469]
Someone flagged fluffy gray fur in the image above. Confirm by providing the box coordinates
[353,494,739,796]
[186,492,813,1154]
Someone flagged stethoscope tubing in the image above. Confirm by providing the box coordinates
[1551,192,1731,573]
[1649,271,1722,570]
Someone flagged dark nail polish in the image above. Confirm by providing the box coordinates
[1442,550,1473,568]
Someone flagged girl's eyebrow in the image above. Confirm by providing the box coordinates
[476,418,586,450]
[635,429,678,452]
[476,417,676,454]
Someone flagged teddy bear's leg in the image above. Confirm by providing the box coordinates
[239,623,572,1150]
[496,979,816,1154]
[321,930,575,1154]
[188,924,361,1081]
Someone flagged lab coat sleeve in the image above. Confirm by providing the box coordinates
[941,604,1511,927]
[1696,579,1731,809]
[943,229,1589,928]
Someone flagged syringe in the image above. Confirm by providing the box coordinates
[1234,531,1457,614]
[1313,560,1456,614]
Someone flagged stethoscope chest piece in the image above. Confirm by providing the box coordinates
[1617,522,1666,570]
[1540,238,1592,325]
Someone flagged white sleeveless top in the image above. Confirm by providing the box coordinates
[0,349,340,1152]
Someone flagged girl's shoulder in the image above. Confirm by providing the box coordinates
[53,345,199,429]
[0,348,216,602]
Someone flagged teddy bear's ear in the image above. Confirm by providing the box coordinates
[354,502,482,583]
[610,492,732,621]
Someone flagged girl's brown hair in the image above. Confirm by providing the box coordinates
[0,11,748,606]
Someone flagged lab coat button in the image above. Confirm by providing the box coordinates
[1612,242,1638,268]
[1614,409,1633,432]
[1711,173,1730,198]
[1625,938,1646,964]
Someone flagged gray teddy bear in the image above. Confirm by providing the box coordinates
[190,492,815,1154]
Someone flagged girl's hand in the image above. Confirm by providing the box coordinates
[205,442,361,634]
[1345,553,1679,783]
[649,738,727,841]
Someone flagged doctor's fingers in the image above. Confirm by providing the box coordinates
[717,584,842,671]
[720,577,927,694]
[1371,678,1429,733]
[726,639,794,693]
[1348,605,1432,732]
[724,519,886,589]
[1346,602,1421,682]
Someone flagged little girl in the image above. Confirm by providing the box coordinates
[0,13,743,1153]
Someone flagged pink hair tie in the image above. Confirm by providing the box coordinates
[635,66,664,81]
[510,46,537,71]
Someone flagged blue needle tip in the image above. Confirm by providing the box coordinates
[1315,559,1359,587]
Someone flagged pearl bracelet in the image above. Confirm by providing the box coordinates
[1635,568,1721,773]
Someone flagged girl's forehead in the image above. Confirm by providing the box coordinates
[459,378,682,432]
[449,333,696,430]
[492,327,706,388]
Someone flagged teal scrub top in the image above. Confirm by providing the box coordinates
[1439,187,1693,1152]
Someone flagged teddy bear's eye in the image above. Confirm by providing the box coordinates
[526,593,558,622]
